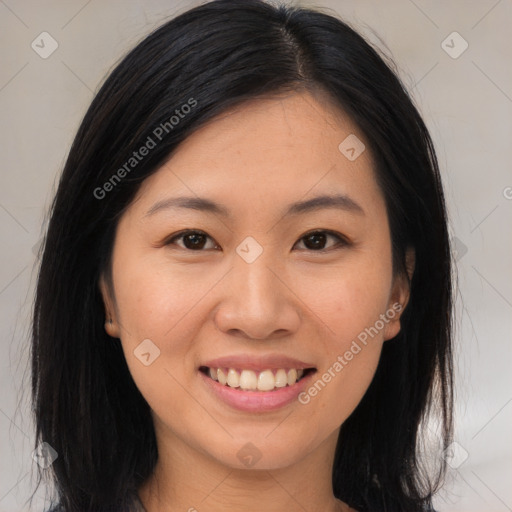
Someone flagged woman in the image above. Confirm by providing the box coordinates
[31,0,453,510]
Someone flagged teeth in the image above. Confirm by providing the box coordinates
[240,369,258,390]
[287,368,297,386]
[205,367,309,392]
[257,370,275,391]
[227,368,240,388]
[275,369,288,388]
[217,368,227,385]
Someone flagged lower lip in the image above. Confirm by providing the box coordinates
[199,370,316,412]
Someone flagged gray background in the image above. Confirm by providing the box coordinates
[1,1,511,510]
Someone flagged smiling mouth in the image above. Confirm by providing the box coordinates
[199,366,316,392]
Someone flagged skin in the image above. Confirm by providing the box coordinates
[100,89,414,512]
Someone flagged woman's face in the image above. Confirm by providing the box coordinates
[101,90,410,471]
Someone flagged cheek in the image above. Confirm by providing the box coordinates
[110,256,209,393]
[291,256,391,422]
[111,265,199,418]
[298,273,387,429]
[113,255,211,340]
[294,255,393,345]
[304,346,382,433]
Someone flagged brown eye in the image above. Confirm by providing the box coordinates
[295,230,348,252]
[164,229,348,252]
[166,230,218,251]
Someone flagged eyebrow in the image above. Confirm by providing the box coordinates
[144,193,365,218]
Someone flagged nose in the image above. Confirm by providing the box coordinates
[213,251,301,341]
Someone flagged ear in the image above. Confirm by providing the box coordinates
[99,274,121,338]
[383,247,415,341]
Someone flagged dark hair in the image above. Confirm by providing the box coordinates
[31,1,453,511]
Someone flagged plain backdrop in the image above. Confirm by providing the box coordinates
[0,1,511,511]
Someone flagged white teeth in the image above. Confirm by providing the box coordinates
[205,367,309,391]
[287,369,297,386]
[274,369,288,388]
[227,368,240,388]
[257,370,275,391]
[217,368,227,385]
[240,370,258,390]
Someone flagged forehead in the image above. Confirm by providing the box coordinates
[164,90,370,171]
[130,90,384,221]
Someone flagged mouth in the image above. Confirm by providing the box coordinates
[199,366,317,392]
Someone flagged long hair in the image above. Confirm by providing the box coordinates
[31,1,453,510]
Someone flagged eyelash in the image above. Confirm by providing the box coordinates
[164,229,350,253]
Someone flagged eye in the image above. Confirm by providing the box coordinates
[165,230,219,251]
[164,229,349,252]
[294,230,349,252]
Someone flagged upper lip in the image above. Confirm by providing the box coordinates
[201,354,316,372]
